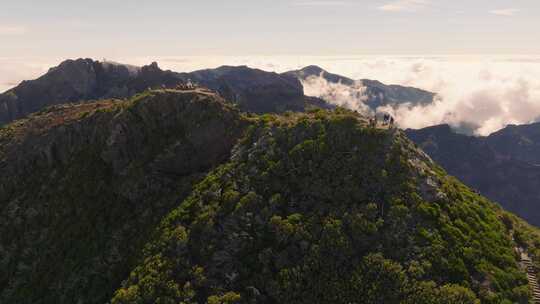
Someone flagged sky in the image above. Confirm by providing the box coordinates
[1,1,540,135]
[1,0,539,57]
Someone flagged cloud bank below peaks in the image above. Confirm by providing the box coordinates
[290,56,540,136]
[301,75,372,114]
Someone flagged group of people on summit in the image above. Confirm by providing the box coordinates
[369,113,395,128]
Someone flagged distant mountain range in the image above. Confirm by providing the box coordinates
[0,59,437,125]
[407,123,540,225]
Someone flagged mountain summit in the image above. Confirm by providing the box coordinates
[284,65,355,85]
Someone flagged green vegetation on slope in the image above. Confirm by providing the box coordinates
[111,109,531,304]
[3,90,540,304]
[406,124,540,227]
[0,89,248,304]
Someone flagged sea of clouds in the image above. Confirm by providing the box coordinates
[3,55,540,136]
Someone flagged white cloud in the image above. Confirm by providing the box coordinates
[490,8,520,16]
[0,25,27,36]
[378,0,430,12]
[301,75,371,113]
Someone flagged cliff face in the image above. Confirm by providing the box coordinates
[0,89,248,304]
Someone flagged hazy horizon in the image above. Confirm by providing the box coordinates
[2,0,540,57]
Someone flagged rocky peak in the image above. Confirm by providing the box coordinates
[300,65,326,74]
[47,58,95,73]
[284,65,355,85]
[141,61,161,73]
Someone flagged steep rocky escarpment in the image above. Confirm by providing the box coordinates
[0,89,248,304]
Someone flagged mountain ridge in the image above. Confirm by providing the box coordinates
[1,89,539,303]
[284,65,437,109]
[0,59,184,124]
[0,59,437,126]
[406,122,540,226]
